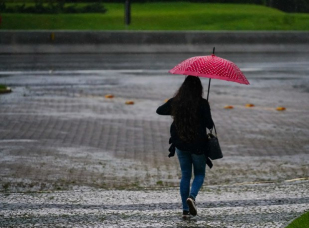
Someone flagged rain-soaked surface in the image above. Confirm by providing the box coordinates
[0,53,309,227]
[0,52,309,188]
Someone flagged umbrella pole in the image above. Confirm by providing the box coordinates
[207,78,211,101]
[206,47,215,101]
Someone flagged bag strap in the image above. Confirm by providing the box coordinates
[210,123,217,136]
[206,98,217,136]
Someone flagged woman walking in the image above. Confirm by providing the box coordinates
[156,75,214,219]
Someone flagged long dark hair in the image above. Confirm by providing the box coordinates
[172,75,203,143]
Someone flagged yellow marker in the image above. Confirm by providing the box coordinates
[50,33,55,41]
[276,107,286,111]
[125,101,134,105]
[245,104,255,107]
[224,105,234,109]
[105,94,114,98]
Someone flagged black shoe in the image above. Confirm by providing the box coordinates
[182,210,190,219]
[186,197,197,216]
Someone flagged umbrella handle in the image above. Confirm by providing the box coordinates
[209,47,216,135]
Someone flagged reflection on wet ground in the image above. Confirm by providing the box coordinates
[0,53,308,191]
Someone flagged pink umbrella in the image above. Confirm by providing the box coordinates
[169,48,249,100]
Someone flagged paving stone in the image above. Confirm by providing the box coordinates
[0,53,308,227]
[0,182,308,227]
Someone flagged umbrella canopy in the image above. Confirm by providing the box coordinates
[169,54,249,85]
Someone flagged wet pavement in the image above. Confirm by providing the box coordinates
[1,182,308,228]
[0,53,309,227]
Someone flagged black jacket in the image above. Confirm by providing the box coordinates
[156,98,214,162]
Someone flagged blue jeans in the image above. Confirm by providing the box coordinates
[176,148,206,211]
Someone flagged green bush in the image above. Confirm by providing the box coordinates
[81,2,107,13]
[0,0,107,14]
[269,0,309,13]
[99,0,264,3]
[0,1,6,11]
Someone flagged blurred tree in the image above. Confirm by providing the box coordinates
[97,0,264,3]
[268,0,309,13]
[0,0,107,13]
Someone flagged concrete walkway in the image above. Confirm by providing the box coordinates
[1,181,308,227]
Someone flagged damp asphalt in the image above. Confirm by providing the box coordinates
[0,53,308,227]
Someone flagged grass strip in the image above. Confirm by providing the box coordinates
[0,84,8,90]
[286,211,309,228]
[1,3,309,30]
[0,84,12,94]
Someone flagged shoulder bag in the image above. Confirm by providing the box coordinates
[206,124,223,160]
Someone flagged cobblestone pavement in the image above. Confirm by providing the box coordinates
[1,182,308,227]
[0,53,309,227]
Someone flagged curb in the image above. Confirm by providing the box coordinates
[1,31,309,53]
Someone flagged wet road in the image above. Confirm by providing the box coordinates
[1,53,309,90]
[1,53,309,74]
[0,53,309,227]
[0,53,308,190]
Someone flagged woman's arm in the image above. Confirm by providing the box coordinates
[156,98,173,115]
